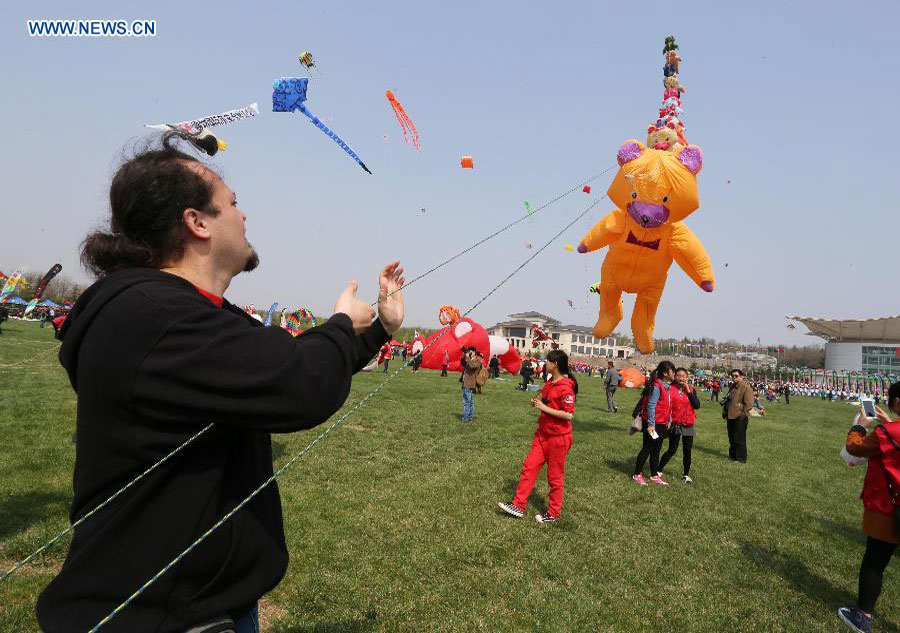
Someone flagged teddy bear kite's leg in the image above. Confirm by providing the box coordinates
[631,285,665,354]
[592,281,624,340]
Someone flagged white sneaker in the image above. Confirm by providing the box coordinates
[682,475,693,484]
[497,501,524,518]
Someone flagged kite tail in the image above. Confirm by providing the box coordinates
[297,104,372,174]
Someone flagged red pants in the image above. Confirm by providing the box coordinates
[512,432,573,517]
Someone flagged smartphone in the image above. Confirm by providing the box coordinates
[862,399,877,419]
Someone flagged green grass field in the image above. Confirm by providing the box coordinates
[0,318,897,632]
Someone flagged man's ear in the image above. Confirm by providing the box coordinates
[182,208,212,241]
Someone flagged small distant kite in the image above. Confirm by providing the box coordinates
[145,102,259,156]
[282,307,318,336]
[588,282,601,294]
[567,299,575,308]
[263,302,279,327]
[525,243,533,249]
[298,51,318,74]
[583,185,592,194]
[386,90,420,151]
[0,269,23,303]
[273,77,371,174]
[383,134,390,141]
[171,128,227,156]
[787,323,796,331]
[460,156,474,169]
[524,200,536,222]
[531,323,551,347]
[564,244,574,251]
[24,263,62,316]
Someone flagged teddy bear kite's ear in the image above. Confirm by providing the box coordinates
[677,145,702,174]
[617,140,645,166]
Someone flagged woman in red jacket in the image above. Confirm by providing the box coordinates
[498,349,577,524]
[838,381,900,633]
[658,367,701,483]
[633,361,676,486]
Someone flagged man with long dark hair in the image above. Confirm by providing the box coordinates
[36,133,406,633]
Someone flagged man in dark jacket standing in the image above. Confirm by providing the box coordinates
[36,134,406,633]
[725,369,755,463]
[489,354,500,379]
[603,361,620,412]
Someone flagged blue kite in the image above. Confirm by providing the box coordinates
[272,77,371,174]
[263,302,279,327]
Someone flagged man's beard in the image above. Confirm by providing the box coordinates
[242,244,260,272]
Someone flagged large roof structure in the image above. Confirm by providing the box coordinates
[788,315,900,342]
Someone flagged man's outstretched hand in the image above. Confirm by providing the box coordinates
[378,261,405,334]
[334,281,375,335]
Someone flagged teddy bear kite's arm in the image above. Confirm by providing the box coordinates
[577,208,626,253]
[669,222,715,292]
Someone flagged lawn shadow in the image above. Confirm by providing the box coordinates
[814,516,867,547]
[692,443,728,459]
[602,456,633,476]
[737,541,874,621]
[269,610,378,633]
[272,439,286,461]
[502,478,545,512]
[0,491,70,541]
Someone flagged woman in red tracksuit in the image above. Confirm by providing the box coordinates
[658,367,701,483]
[498,349,577,524]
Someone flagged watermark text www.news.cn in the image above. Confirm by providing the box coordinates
[27,19,156,37]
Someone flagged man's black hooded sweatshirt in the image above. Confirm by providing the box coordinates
[36,268,390,632]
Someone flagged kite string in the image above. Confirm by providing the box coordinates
[0,423,215,582]
[2,167,612,584]
[0,343,61,370]
[372,165,615,307]
[88,193,607,632]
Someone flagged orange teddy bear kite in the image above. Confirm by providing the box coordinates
[577,141,714,354]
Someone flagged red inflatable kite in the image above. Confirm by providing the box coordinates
[415,318,490,372]
[488,335,522,375]
[618,368,647,388]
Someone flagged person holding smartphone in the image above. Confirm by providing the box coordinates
[838,382,900,633]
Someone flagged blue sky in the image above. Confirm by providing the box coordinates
[1,0,896,346]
